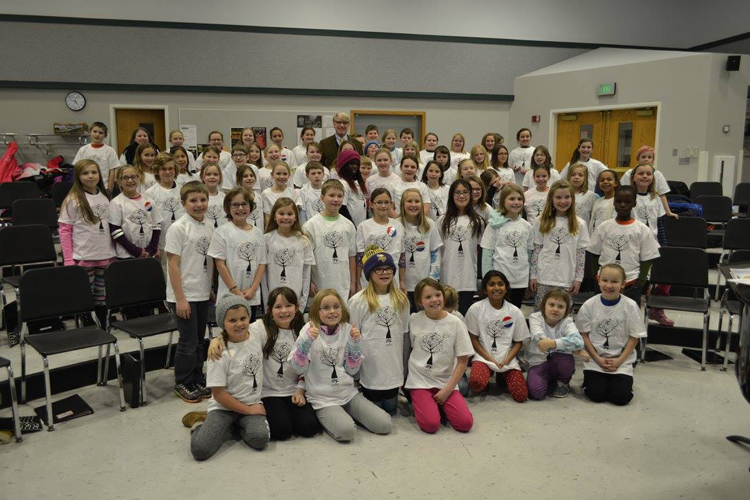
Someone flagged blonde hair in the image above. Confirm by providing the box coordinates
[632,164,658,199]
[566,162,590,194]
[360,244,409,314]
[132,142,157,178]
[402,140,422,163]
[539,180,579,235]
[469,145,489,170]
[443,285,458,312]
[153,152,176,181]
[309,289,349,327]
[399,188,430,234]
[116,164,142,185]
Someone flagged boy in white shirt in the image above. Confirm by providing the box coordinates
[73,122,120,190]
[297,162,326,224]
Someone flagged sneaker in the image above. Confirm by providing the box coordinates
[552,382,570,398]
[181,410,207,428]
[174,384,202,403]
[194,382,212,399]
[648,309,674,327]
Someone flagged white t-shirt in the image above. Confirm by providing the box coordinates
[426,185,451,220]
[576,294,647,376]
[403,219,443,292]
[208,223,267,305]
[575,190,598,225]
[438,215,481,292]
[419,150,436,166]
[366,173,401,202]
[480,217,534,288]
[348,291,410,390]
[206,191,228,229]
[522,167,561,189]
[303,214,357,298]
[195,150,231,171]
[508,146,534,185]
[442,166,457,186]
[261,186,299,215]
[206,331,265,412]
[108,193,163,259]
[297,184,324,224]
[356,218,405,286]
[247,196,265,233]
[165,213,214,302]
[58,190,116,261]
[589,197,615,234]
[292,162,330,188]
[140,172,157,192]
[340,181,368,227]
[145,183,184,249]
[73,144,120,188]
[293,322,359,410]
[560,159,608,190]
[222,162,259,192]
[257,167,274,191]
[524,188,549,227]
[176,172,199,188]
[279,147,298,171]
[393,179,430,214]
[405,312,474,390]
[492,167,515,185]
[634,193,665,238]
[532,216,590,287]
[291,144,308,167]
[450,151,469,169]
[263,231,315,308]
[465,299,530,373]
[525,313,582,367]
[254,321,300,399]
[391,148,403,169]
[588,219,660,282]
[620,168,670,195]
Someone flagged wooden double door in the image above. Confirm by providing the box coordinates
[555,107,657,174]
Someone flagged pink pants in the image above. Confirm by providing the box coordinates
[409,388,473,434]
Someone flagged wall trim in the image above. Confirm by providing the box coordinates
[690,31,750,51]
[0,80,515,101]
[0,14,683,51]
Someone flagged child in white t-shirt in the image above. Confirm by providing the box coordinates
[146,153,184,274]
[109,165,162,260]
[296,162,326,224]
[261,162,299,227]
[184,295,269,460]
[524,165,551,228]
[168,129,196,174]
[292,126,316,167]
[422,160,450,220]
[466,271,530,403]
[509,128,534,185]
[73,122,119,190]
[365,149,400,215]
[208,187,266,312]
[559,138,608,190]
[405,278,474,433]
[258,144,282,191]
[348,246,411,413]
[567,163,597,225]
[171,146,199,187]
[619,145,677,220]
[131,143,158,192]
[290,289,392,442]
[269,127,298,172]
[201,163,227,229]
[237,165,264,232]
[521,146,561,191]
[589,169,618,233]
[222,144,258,192]
[393,156,430,215]
[292,141,330,188]
[577,264,647,406]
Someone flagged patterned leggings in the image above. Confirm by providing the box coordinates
[469,361,528,403]
[84,266,107,306]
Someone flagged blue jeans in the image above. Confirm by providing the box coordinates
[169,300,209,386]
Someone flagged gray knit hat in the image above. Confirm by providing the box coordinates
[215,294,250,328]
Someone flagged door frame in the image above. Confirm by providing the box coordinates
[549,101,661,166]
[109,104,170,153]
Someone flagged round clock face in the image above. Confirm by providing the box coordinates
[66,91,86,111]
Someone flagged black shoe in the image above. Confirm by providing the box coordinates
[174,384,202,403]
[194,382,212,399]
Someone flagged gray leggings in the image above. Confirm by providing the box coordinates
[190,410,270,461]
[315,393,392,442]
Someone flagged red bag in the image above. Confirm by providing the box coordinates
[0,142,19,183]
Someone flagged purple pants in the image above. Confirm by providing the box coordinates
[527,352,575,400]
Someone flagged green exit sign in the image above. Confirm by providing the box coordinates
[597,83,616,96]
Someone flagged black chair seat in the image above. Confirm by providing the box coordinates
[25,326,116,356]
[709,229,726,238]
[0,356,9,368]
[2,275,20,288]
[572,292,596,306]
[726,300,741,316]
[647,295,709,314]
[111,314,178,338]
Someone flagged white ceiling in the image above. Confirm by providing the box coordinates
[2,0,748,49]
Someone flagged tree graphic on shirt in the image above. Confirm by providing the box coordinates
[504,230,525,261]
[163,197,181,221]
[91,204,108,234]
[595,318,622,349]
[431,193,444,217]
[324,231,345,262]
[635,205,652,227]
[247,207,262,228]
[194,236,210,271]
[404,236,422,265]
[550,227,570,256]
[319,346,342,384]
[420,331,446,369]
[532,199,545,217]
[449,224,469,256]
[606,234,630,263]
[271,342,292,378]
[236,241,257,279]
[311,198,325,214]
[373,233,392,252]
[241,353,261,391]
[375,307,398,344]
[273,248,297,282]
[206,205,223,228]
[127,209,148,244]
[486,319,507,353]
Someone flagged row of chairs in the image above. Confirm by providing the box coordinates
[668,180,750,211]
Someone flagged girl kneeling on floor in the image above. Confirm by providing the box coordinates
[184,295,269,461]
[290,289,392,442]
[406,278,474,433]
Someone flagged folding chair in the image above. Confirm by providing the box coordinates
[0,356,22,442]
[695,195,733,240]
[0,182,39,225]
[717,249,750,371]
[667,180,689,198]
[11,199,58,230]
[643,247,711,370]
[715,218,750,299]
[689,182,722,202]
[663,217,707,249]
[51,182,73,210]
[733,182,750,217]
[104,259,178,406]
[0,225,57,342]
[19,266,126,430]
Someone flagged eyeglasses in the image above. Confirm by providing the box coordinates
[232,153,247,158]
[453,190,470,197]
[230,202,250,209]
[333,120,349,125]
[471,188,483,194]
[373,267,394,275]
[121,175,139,182]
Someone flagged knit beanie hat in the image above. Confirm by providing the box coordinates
[215,294,250,328]
[364,140,380,154]
[336,149,361,171]
[361,243,396,281]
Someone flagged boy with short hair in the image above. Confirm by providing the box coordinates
[303,179,357,299]
[365,124,380,142]
[74,121,120,190]
[297,162,326,224]
[222,144,259,192]
[166,181,215,403]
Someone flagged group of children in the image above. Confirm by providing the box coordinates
[60,121,673,460]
